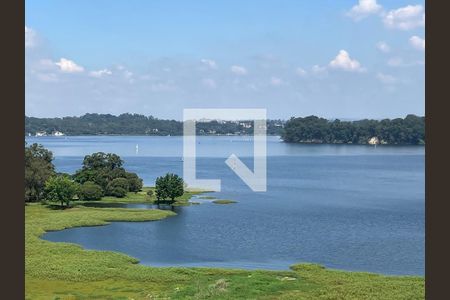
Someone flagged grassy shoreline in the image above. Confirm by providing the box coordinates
[26,191,424,299]
[212,199,237,205]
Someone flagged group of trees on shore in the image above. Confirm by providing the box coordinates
[26,113,425,145]
[25,143,185,207]
[25,113,284,136]
[73,152,143,198]
[282,115,425,145]
[25,144,144,206]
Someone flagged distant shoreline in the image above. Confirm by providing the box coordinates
[25,113,425,145]
[25,134,425,146]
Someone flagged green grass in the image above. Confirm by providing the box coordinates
[77,187,206,206]
[212,200,237,205]
[25,193,424,299]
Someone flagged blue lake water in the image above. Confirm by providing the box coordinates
[27,136,425,275]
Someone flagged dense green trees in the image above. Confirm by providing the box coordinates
[26,113,424,143]
[282,115,425,145]
[44,176,79,207]
[25,143,55,202]
[25,113,285,136]
[25,144,144,205]
[73,152,143,197]
[106,178,130,198]
[78,181,103,200]
[125,172,143,192]
[155,173,184,203]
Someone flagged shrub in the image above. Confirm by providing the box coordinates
[125,172,143,192]
[106,178,129,198]
[79,181,103,200]
[108,187,128,198]
[44,176,79,207]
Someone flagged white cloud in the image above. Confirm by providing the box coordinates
[124,71,133,78]
[122,69,134,83]
[409,36,425,51]
[376,41,391,53]
[270,76,284,87]
[55,58,84,73]
[383,5,425,30]
[295,67,307,77]
[230,65,247,75]
[36,73,59,83]
[311,65,328,77]
[200,59,217,69]
[34,59,57,71]
[148,81,177,92]
[347,0,382,21]
[376,72,397,84]
[387,57,403,67]
[25,26,37,48]
[387,57,424,67]
[329,50,365,72]
[89,69,112,78]
[201,78,217,89]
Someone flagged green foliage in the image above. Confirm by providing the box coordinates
[73,152,144,197]
[155,173,184,202]
[82,152,123,170]
[44,176,79,207]
[26,204,424,299]
[106,178,130,198]
[282,115,425,145]
[212,199,237,204]
[73,168,108,188]
[125,172,143,192]
[25,143,55,202]
[25,113,285,136]
[78,181,103,200]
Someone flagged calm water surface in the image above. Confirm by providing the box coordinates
[28,136,424,275]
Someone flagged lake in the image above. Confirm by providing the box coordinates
[27,136,424,275]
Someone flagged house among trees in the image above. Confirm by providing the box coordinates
[35,131,47,137]
[52,131,65,136]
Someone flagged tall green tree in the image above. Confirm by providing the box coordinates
[155,173,184,203]
[81,152,123,170]
[125,172,143,192]
[44,176,79,207]
[25,143,55,202]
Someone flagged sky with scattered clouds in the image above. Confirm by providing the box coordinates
[25,0,425,120]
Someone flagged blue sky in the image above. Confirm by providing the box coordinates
[25,0,425,120]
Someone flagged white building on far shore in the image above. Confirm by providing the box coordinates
[52,131,65,136]
[35,131,47,137]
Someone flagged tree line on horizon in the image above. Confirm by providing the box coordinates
[25,113,425,145]
[25,113,285,136]
[282,114,424,145]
